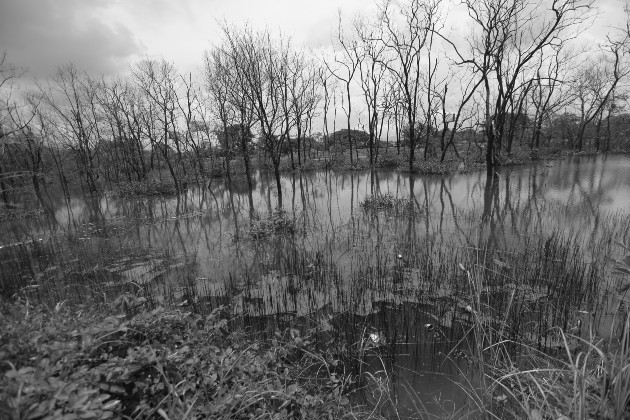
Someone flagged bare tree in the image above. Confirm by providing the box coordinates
[377,0,441,172]
[355,16,389,165]
[132,59,187,192]
[205,48,237,181]
[287,54,320,168]
[0,53,30,204]
[219,24,296,207]
[440,0,593,175]
[97,78,149,183]
[529,46,575,150]
[39,65,102,193]
[435,64,484,162]
[323,14,361,165]
[175,73,208,181]
[570,35,629,151]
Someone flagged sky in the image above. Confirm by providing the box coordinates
[1,0,625,80]
[0,0,375,78]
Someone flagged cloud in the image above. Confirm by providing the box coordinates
[0,0,145,77]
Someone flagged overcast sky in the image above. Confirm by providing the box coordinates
[0,0,374,78]
[0,0,626,80]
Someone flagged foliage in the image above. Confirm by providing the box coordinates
[0,300,363,419]
[214,124,255,159]
[0,203,45,222]
[329,130,371,150]
[113,180,178,198]
[360,193,422,217]
[374,151,403,169]
[247,209,300,239]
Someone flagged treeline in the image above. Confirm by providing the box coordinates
[1,0,630,205]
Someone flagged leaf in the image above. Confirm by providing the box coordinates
[606,255,620,264]
[615,241,629,251]
[493,258,510,269]
[176,346,190,355]
[529,409,543,420]
[287,384,301,395]
[615,266,630,276]
[618,281,630,293]
[102,400,120,411]
[92,394,111,404]
[495,394,507,403]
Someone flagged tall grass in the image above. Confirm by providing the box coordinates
[441,239,630,419]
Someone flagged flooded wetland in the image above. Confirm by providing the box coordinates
[3,154,630,417]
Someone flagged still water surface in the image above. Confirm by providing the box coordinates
[2,154,630,416]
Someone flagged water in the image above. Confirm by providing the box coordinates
[2,154,630,417]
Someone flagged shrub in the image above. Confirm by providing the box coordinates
[247,209,299,239]
[360,193,422,217]
[375,152,403,169]
[0,301,362,419]
[114,180,177,198]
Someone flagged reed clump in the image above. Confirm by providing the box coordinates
[449,239,630,419]
[113,180,178,198]
[247,209,299,239]
[360,193,421,217]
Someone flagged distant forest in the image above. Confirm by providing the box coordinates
[1,0,630,205]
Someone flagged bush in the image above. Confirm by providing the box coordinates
[247,209,299,239]
[0,300,361,419]
[113,180,177,198]
[360,193,422,217]
[375,152,403,169]
[0,204,45,222]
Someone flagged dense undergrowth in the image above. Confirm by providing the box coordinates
[112,180,178,198]
[0,202,46,222]
[0,300,368,420]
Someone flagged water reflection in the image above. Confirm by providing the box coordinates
[4,156,629,322]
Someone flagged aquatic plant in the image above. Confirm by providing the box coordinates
[436,239,630,419]
[247,209,300,239]
[360,193,421,217]
[113,180,178,198]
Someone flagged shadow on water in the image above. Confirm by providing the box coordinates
[2,155,630,417]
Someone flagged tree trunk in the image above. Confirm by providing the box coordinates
[346,84,353,165]
[273,160,283,209]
